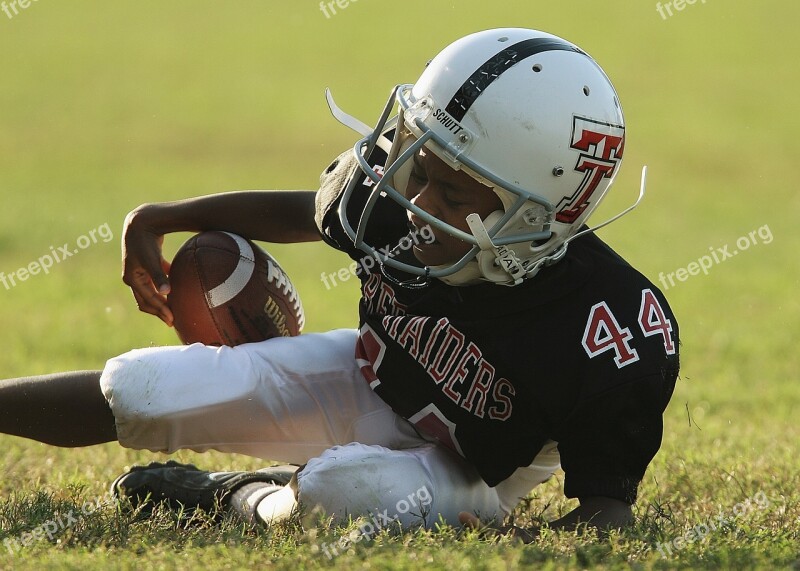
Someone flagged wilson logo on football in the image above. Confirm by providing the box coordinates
[557,116,625,224]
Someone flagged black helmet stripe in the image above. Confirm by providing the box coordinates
[445,37,587,122]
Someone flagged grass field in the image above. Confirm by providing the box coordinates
[1,1,798,569]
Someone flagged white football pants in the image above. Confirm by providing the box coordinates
[100,329,561,527]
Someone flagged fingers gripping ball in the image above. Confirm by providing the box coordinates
[167,231,304,346]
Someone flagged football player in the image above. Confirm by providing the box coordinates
[0,28,679,538]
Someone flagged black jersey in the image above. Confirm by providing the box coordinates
[315,150,680,504]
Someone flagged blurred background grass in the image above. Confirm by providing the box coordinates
[0,0,798,567]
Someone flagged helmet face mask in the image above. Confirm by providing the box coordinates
[335,28,626,287]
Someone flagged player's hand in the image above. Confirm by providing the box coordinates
[122,205,174,326]
[458,511,538,543]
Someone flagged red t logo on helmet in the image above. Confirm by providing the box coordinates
[557,116,626,224]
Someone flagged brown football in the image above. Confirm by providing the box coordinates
[167,231,304,346]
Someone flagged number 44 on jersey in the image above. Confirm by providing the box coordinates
[582,289,676,368]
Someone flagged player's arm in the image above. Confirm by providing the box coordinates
[547,496,633,532]
[459,496,632,542]
[123,190,319,325]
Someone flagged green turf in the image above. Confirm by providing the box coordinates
[1,1,798,569]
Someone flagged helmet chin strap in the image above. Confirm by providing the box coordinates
[465,166,648,286]
[466,213,528,286]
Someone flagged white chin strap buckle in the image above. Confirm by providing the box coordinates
[466,213,526,285]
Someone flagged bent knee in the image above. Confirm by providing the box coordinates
[100,344,261,422]
[296,443,435,528]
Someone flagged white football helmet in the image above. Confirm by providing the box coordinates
[329,28,638,286]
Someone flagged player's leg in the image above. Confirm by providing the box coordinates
[103,328,556,526]
[250,442,503,530]
[115,439,562,528]
[107,330,431,520]
[100,329,424,463]
[265,440,562,529]
[0,371,116,446]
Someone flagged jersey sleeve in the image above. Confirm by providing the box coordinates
[314,149,360,252]
[554,359,679,504]
[314,145,409,261]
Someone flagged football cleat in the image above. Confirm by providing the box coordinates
[111,460,298,514]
